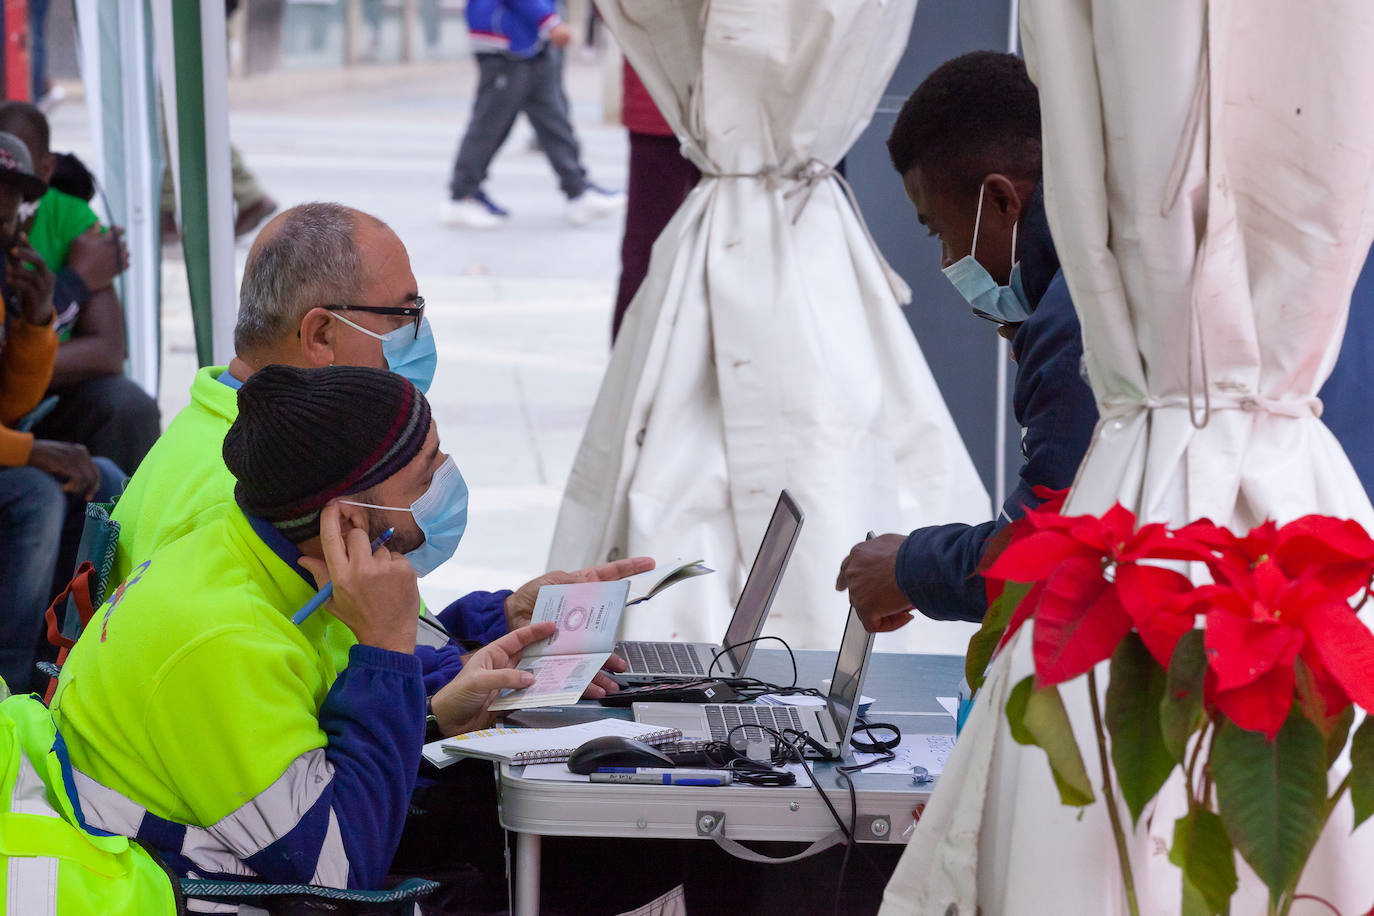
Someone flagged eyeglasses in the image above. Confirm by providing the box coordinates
[324,297,425,339]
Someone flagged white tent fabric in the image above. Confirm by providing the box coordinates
[73,0,161,397]
[882,1,1374,913]
[547,0,989,654]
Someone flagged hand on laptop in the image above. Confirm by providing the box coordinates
[834,533,915,633]
[503,556,656,630]
[431,621,555,736]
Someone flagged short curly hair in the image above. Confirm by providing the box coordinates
[886,51,1041,196]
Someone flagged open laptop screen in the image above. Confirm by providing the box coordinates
[826,607,875,746]
[720,490,803,673]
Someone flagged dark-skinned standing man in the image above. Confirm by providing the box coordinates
[835,52,1099,631]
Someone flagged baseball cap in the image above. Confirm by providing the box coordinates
[0,131,47,201]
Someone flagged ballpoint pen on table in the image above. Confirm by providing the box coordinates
[590,768,733,786]
[291,527,395,625]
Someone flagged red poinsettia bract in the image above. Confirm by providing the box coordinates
[984,505,1374,740]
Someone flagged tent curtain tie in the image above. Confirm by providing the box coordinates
[1099,393,1323,419]
[702,158,911,303]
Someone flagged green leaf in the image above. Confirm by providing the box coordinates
[1006,674,1036,745]
[1160,629,1207,764]
[1006,675,1095,806]
[1351,717,1374,829]
[1107,633,1176,825]
[1324,705,1355,770]
[1170,808,1237,915]
[1212,714,1327,904]
[966,581,1031,689]
[1294,656,1353,751]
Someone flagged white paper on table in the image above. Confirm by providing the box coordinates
[519,763,591,783]
[758,693,875,710]
[422,727,533,769]
[936,696,959,720]
[852,733,955,777]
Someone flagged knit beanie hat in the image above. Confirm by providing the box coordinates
[224,364,432,542]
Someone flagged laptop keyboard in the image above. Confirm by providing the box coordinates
[616,641,706,676]
[704,704,804,743]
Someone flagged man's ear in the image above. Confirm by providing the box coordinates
[297,307,336,368]
[982,173,1025,228]
[334,499,373,537]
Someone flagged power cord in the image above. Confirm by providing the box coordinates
[708,635,798,685]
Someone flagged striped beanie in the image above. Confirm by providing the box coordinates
[224,364,432,543]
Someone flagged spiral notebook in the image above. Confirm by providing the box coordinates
[433,718,683,766]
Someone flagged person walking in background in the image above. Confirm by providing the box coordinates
[612,61,699,341]
[441,0,625,229]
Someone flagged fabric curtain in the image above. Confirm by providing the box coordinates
[882,1,1374,912]
[548,0,989,653]
[73,0,163,397]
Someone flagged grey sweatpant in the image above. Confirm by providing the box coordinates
[448,46,589,201]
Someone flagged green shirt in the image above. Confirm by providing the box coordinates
[29,187,100,342]
[52,509,349,826]
[30,186,99,275]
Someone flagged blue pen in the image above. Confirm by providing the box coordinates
[589,768,732,786]
[292,527,394,625]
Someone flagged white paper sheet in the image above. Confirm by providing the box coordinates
[853,733,955,777]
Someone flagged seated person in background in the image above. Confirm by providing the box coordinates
[835,52,1098,629]
[52,365,552,888]
[110,201,644,695]
[0,131,120,694]
[0,101,159,475]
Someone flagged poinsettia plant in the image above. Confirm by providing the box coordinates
[967,487,1374,916]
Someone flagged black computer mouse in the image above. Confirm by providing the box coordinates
[567,736,675,775]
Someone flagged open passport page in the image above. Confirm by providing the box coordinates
[488,559,715,710]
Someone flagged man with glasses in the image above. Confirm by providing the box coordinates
[109,203,645,695]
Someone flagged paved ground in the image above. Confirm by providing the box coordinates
[50,53,628,611]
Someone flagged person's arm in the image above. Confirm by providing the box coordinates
[0,315,58,432]
[49,287,126,389]
[894,519,1002,623]
[504,0,564,40]
[144,635,424,889]
[435,589,512,646]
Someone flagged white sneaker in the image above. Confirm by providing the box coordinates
[567,185,627,226]
[440,197,504,229]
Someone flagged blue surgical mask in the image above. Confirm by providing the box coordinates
[332,313,438,394]
[340,457,468,578]
[941,184,1031,325]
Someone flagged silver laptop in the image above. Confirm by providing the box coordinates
[632,605,876,760]
[613,490,804,684]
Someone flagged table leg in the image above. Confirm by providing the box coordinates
[514,831,541,916]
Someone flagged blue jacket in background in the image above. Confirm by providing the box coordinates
[1319,246,1374,498]
[894,189,1099,623]
[466,0,562,57]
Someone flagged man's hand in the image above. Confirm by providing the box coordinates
[299,503,420,654]
[66,225,128,292]
[6,240,54,325]
[431,622,554,736]
[27,439,99,498]
[504,556,655,630]
[834,533,916,633]
[548,23,573,48]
